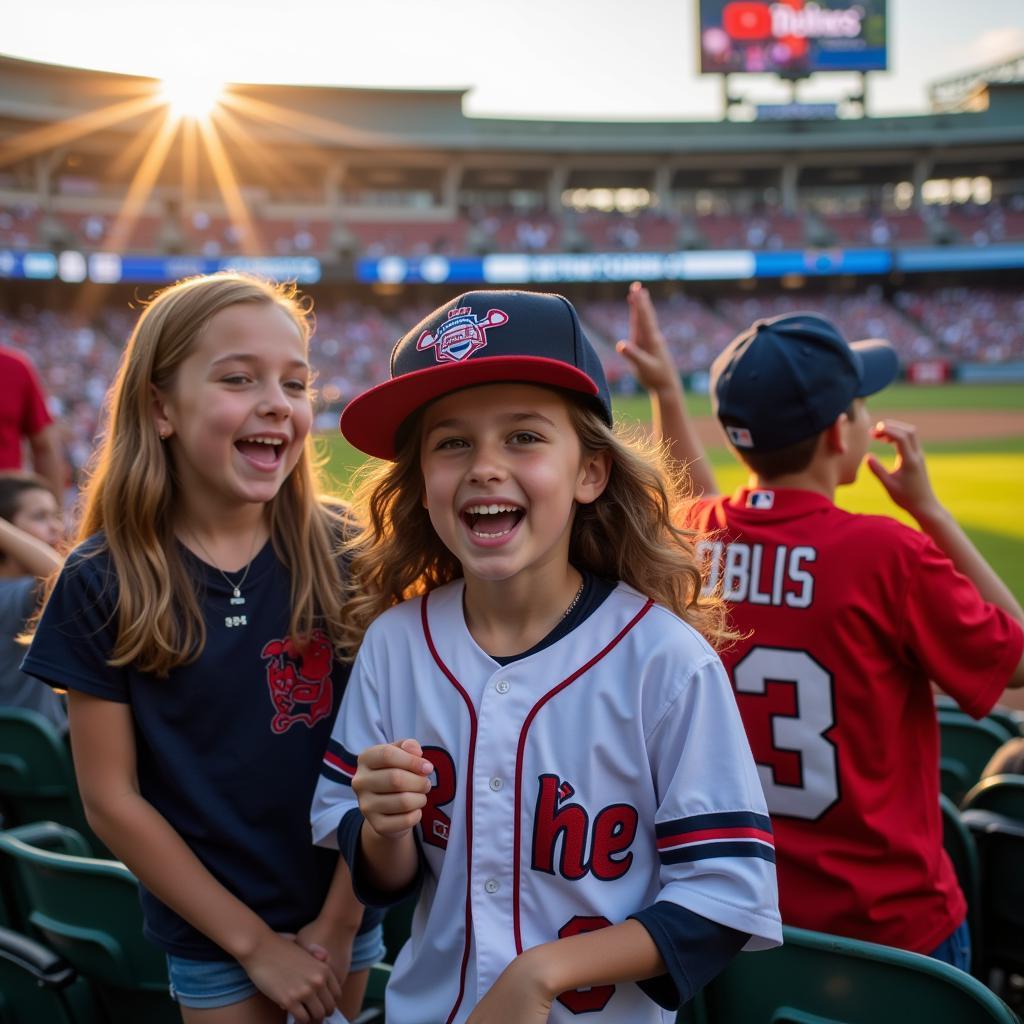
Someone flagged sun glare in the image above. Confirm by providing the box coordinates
[159,74,225,120]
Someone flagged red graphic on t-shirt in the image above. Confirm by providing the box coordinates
[261,630,334,734]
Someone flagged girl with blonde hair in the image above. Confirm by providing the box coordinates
[311,290,781,1024]
[24,272,382,1024]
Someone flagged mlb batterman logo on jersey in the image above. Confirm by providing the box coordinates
[417,306,509,364]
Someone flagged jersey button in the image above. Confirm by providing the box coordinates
[489,777,503,791]
[484,878,500,894]
[495,680,511,694]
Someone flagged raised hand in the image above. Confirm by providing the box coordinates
[865,419,942,520]
[615,281,680,397]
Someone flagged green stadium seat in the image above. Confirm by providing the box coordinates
[0,709,106,856]
[986,709,1024,739]
[937,710,1013,806]
[0,924,101,1024]
[939,793,984,977]
[962,774,1024,823]
[0,822,91,933]
[693,924,1020,1024]
[934,695,1024,740]
[0,833,176,1024]
[352,962,391,1023]
[962,809,1024,1001]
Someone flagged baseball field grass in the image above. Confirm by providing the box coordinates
[318,382,1024,602]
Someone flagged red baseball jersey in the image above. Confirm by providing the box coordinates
[0,347,53,469]
[686,486,1024,954]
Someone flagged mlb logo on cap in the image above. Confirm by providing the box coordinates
[727,425,755,448]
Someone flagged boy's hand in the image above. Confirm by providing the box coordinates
[353,739,433,840]
[866,419,944,521]
[616,281,681,398]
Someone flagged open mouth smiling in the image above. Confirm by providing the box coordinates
[461,502,526,538]
[234,435,286,467]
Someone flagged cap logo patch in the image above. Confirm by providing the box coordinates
[416,307,509,364]
[726,425,755,448]
[747,490,775,509]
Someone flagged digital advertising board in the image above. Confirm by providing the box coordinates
[698,0,888,75]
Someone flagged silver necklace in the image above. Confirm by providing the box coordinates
[188,527,261,608]
[561,578,585,620]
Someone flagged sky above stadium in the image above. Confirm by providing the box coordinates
[3,0,1024,120]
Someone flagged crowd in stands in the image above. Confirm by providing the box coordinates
[0,285,1020,486]
[895,288,1024,362]
[5,196,1024,259]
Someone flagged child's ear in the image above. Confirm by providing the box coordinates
[824,413,848,455]
[575,449,611,505]
[150,383,173,442]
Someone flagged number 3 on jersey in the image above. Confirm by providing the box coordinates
[732,646,839,820]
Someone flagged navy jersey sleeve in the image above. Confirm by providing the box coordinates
[630,902,748,1009]
[337,807,424,909]
[21,541,129,703]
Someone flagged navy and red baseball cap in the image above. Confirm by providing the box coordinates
[340,290,612,459]
[711,312,900,453]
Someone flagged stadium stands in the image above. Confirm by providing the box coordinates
[6,200,1024,258]
[0,282,1021,486]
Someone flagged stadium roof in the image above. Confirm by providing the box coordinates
[2,53,1024,161]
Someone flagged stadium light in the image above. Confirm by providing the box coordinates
[159,73,225,120]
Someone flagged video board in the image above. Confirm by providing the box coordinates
[698,0,887,75]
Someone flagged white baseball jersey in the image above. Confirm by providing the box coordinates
[312,580,781,1024]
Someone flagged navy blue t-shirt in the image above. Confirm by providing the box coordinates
[23,533,379,960]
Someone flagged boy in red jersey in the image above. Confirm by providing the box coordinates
[617,283,1024,970]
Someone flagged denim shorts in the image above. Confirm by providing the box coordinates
[166,922,385,1009]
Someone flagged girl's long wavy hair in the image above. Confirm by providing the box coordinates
[341,395,731,654]
[37,272,350,677]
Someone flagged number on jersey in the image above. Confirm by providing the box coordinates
[733,646,839,820]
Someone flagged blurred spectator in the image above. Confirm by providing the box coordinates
[0,343,67,499]
[0,472,66,732]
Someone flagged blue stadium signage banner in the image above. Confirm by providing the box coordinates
[0,251,321,284]
[698,0,888,75]
[356,248,898,284]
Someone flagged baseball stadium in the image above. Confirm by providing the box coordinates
[0,1,1022,1020]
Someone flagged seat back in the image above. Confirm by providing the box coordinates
[0,709,101,852]
[937,710,1012,806]
[939,794,983,975]
[0,822,91,933]
[0,834,176,1023]
[352,962,392,1024]
[935,696,1023,739]
[698,924,1019,1024]
[962,774,1024,823]
[962,809,1024,986]
[986,709,1024,739]
[0,924,101,1024]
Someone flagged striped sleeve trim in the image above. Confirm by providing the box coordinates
[321,739,358,786]
[656,811,775,864]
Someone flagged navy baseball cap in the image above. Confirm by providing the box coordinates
[711,312,899,453]
[340,290,612,459]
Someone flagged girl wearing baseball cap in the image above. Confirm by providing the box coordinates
[312,290,781,1023]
